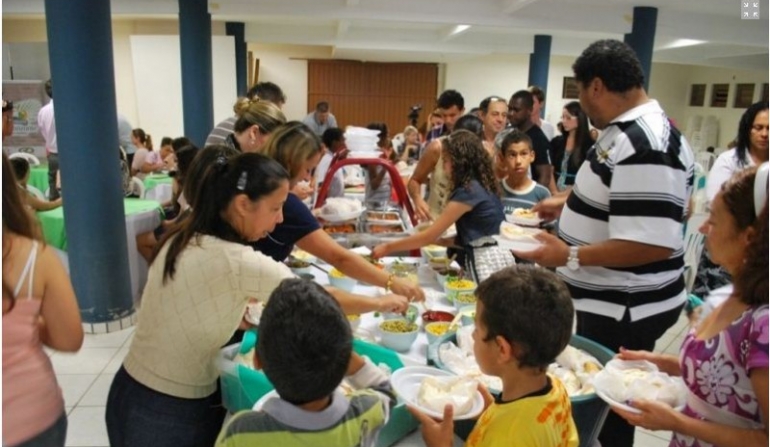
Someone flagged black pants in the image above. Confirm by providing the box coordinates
[47,153,59,200]
[577,304,684,447]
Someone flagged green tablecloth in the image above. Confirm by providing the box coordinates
[143,173,173,190]
[29,166,49,193]
[37,198,163,250]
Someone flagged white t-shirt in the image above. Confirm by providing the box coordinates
[706,148,755,202]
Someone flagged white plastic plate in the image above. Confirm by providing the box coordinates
[390,366,484,420]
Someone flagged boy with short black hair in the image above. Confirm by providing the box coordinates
[215,278,395,447]
[409,266,578,447]
[497,129,551,214]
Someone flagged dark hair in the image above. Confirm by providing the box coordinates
[315,101,330,113]
[10,157,30,181]
[3,154,41,311]
[233,99,287,134]
[453,115,484,139]
[172,137,192,152]
[322,127,345,149]
[44,79,53,99]
[734,101,769,167]
[257,278,351,404]
[736,199,768,305]
[155,147,290,282]
[173,145,200,187]
[247,82,286,105]
[572,39,644,93]
[366,122,390,149]
[132,128,153,150]
[160,137,173,147]
[479,96,506,114]
[563,101,592,168]
[499,129,533,156]
[262,122,323,182]
[437,89,464,110]
[476,266,574,370]
[510,90,534,111]
[443,130,499,195]
[528,85,545,103]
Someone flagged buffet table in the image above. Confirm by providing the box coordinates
[36,198,164,303]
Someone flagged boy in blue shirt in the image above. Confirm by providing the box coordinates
[497,130,551,214]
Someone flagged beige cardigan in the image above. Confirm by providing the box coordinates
[124,235,293,399]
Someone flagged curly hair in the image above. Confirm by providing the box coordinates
[734,101,768,167]
[572,39,644,93]
[442,130,499,196]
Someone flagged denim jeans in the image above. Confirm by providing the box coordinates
[105,366,226,447]
[47,153,59,200]
[13,411,67,447]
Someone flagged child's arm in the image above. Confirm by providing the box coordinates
[345,352,397,416]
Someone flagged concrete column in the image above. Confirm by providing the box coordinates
[528,35,552,118]
[43,0,134,324]
[624,7,657,91]
[226,22,247,97]
[179,0,214,146]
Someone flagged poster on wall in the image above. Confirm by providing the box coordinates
[2,80,47,160]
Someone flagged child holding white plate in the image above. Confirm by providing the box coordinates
[407,266,579,447]
[497,129,551,217]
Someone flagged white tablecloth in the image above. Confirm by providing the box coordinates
[144,183,173,203]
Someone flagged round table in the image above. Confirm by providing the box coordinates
[28,165,50,194]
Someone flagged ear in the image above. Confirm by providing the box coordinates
[232,194,250,216]
[494,335,514,364]
[249,124,261,139]
[590,77,604,95]
[742,225,756,248]
[528,149,535,162]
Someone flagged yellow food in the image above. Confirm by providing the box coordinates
[330,268,346,279]
[513,208,537,219]
[446,278,476,290]
[456,292,477,304]
[292,249,313,261]
[380,320,418,333]
[426,322,451,336]
[347,314,360,321]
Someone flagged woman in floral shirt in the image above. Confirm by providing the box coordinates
[614,164,768,447]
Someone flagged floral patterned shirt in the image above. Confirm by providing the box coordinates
[671,305,768,447]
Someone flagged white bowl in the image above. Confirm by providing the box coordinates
[378,319,419,352]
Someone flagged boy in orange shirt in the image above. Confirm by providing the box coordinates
[409,266,579,447]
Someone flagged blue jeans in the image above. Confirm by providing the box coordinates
[105,366,226,447]
[12,411,67,447]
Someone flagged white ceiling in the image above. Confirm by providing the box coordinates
[4,0,769,69]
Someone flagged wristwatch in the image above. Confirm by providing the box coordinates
[566,246,580,271]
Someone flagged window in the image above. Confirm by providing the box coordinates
[710,84,729,108]
[734,84,755,108]
[689,84,706,107]
[562,77,579,99]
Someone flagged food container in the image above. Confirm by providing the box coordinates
[433,266,462,286]
[386,261,419,286]
[453,291,478,310]
[421,244,448,263]
[378,319,419,352]
[443,278,477,303]
[457,305,476,326]
[421,310,455,325]
[425,322,456,344]
[284,259,312,275]
[383,304,418,323]
[328,268,357,291]
[366,222,406,234]
[347,314,361,332]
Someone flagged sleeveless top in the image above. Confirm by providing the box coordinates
[3,242,65,445]
[427,140,451,219]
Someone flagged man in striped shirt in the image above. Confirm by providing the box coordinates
[515,39,694,447]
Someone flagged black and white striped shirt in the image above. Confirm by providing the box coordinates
[557,100,695,322]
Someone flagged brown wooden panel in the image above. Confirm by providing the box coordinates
[308,60,437,138]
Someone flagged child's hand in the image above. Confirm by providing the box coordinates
[407,404,455,447]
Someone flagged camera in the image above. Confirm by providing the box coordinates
[407,104,422,126]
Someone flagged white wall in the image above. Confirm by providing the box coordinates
[247,44,332,121]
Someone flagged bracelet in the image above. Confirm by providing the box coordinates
[385,273,395,292]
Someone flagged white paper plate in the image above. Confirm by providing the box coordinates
[391,366,484,420]
[319,209,363,223]
[347,151,382,159]
[506,208,543,227]
[595,389,685,414]
[410,223,457,239]
[244,302,264,325]
[493,235,542,252]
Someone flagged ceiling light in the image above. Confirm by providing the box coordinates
[450,25,471,36]
[659,39,707,50]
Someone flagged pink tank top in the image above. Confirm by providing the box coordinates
[3,242,65,445]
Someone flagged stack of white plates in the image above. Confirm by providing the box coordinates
[345,126,380,153]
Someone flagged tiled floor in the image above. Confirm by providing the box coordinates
[54,313,690,447]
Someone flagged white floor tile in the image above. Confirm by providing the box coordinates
[51,348,119,374]
[56,374,98,407]
[102,348,129,374]
[65,406,73,415]
[64,406,109,447]
[79,374,115,407]
[81,327,134,349]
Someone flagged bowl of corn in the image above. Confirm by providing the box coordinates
[442,278,477,303]
[378,319,419,352]
[424,321,456,344]
[328,268,357,292]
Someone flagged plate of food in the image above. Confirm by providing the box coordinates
[592,359,686,414]
[506,208,543,227]
[391,366,484,420]
[493,222,543,251]
[412,222,457,239]
[319,198,364,223]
